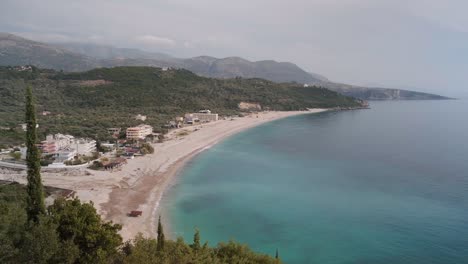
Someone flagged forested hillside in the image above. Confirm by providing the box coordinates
[0,66,364,145]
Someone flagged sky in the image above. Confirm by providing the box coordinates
[1,0,467,97]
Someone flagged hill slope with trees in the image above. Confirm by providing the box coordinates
[0,66,364,145]
[0,33,450,100]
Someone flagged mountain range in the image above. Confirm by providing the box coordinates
[0,32,449,100]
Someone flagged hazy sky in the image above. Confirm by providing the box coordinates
[1,0,467,97]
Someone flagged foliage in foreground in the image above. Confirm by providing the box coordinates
[0,184,280,264]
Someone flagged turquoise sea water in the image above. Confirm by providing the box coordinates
[161,100,468,263]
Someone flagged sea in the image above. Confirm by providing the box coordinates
[160,100,468,264]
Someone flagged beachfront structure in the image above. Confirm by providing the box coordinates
[40,134,74,154]
[126,124,153,140]
[40,134,96,157]
[185,112,219,123]
[184,114,199,124]
[74,139,97,156]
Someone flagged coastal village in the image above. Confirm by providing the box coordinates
[0,109,220,171]
[0,105,324,240]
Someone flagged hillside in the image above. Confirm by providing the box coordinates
[0,66,363,145]
[322,82,450,100]
[0,33,450,100]
[0,33,98,71]
[180,56,324,84]
[54,42,174,61]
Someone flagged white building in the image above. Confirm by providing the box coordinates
[126,124,153,140]
[185,112,219,123]
[74,139,97,156]
[40,134,96,157]
[41,134,74,154]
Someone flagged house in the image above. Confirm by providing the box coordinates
[135,114,147,121]
[19,123,39,131]
[42,111,52,116]
[107,128,121,137]
[126,125,153,140]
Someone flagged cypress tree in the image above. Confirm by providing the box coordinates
[275,248,279,261]
[192,228,201,251]
[25,85,45,222]
[156,215,165,251]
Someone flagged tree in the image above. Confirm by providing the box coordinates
[19,217,60,264]
[9,151,21,160]
[25,85,45,222]
[192,228,201,251]
[48,198,122,264]
[156,215,165,251]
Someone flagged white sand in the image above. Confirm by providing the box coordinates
[0,109,326,241]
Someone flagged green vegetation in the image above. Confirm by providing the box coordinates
[140,142,154,155]
[0,88,281,263]
[0,66,363,144]
[25,85,46,222]
[9,151,21,160]
[0,184,281,264]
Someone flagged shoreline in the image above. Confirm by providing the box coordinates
[0,109,327,241]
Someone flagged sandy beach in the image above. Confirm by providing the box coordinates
[0,109,326,241]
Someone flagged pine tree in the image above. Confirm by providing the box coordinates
[156,216,165,251]
[192,228,201,251]
[25,85,45,222]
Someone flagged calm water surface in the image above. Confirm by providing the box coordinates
[161,100,468,263]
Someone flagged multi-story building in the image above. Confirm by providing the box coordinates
[40,134,74,154]
[40,134,96,157]
[185,110,219,123]
[126,124,153,140]
[74,139,97,156]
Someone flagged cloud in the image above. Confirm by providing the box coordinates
[135,35,176,47]
[12,32,75,43]
[1,0,467,96]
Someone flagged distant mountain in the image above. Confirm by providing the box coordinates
[320,82,450,100]
[0,32,450,100]
[53,42,174,61]
[181,56,324,84]
[0,33,98,71]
